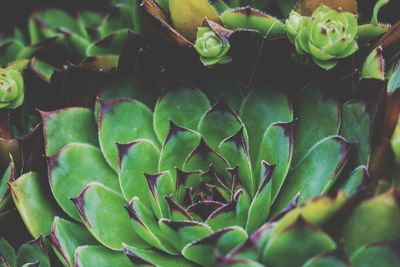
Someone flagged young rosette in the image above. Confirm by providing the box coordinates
[286,5,358,70]
[194,27,231,66]
[0,67,24,109]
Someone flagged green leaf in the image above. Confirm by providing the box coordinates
[125,197,176,254]
[49,217,98,267]
[118,139,159,203]
[273,136,351,213]
[291,85,341,164]
[303,250,350,267]
[153,86,210,143]
[182,226,248,266]
[246,162,274,233]
[41,108,98,156]
[351,240,400,267]
[357,24,389,43]
[205,190,250,230]
[388,60,400,92]
[256,121,294,199]
[72,182,148,251]
[16,237,50,267]
[0,164,12,213]
[75,246,135,266]
[183,139,230,182]
[0,238,16,267]
[361,47,385,81]
[219,128,254,196]
[221,7,285,37]
[98,98,157,171]
[124,245,196,267]
[159,219,214,252]
[158,123,201,179]
[341,166,368,196]
[49,143,120,221]
[87,29,130,56]
[240,88,293,167]
[9,172,59,238]
[340,188,400,254]
[0,41,24,66]
[339,102,372,166]
[198,98,245,152]
[272,192,347,237]
[144,172,175,219]
[100,4,134,37]
[262,218,337,267]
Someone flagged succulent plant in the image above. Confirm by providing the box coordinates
[0,68,24,110]
[4,67,395,266]
[285,5,358,70]
[0,0,399,267]
[194,27,231,66]
[0,237,53,267]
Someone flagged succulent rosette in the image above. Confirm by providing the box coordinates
[3,61,398,266]
[0,68,24,109]
[194,27,231,66]
[0,0,399,267]
[286,5,358,70]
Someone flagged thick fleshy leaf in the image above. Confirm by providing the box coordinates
[100,4,134,37]
[0,164,12,212]
[219,128,254,196]
[49,143,120,221]
[118,139,159,203]
[41,108,98,156]
[340,188,400,254]
[291,85,341,163]
[125,197,176,254]
[71,182,147,251]
[272,192,347,237]
[0,238,16,267]
[262,218,337,267]
[198,98,245,151]
[124,245,195,267]
[273,136,350,212]
[239,88,293,167]
[169,0,221,41]
[388,60,400,92]
[341,166,368,196]
[246,162,274,233]
[49,217,97,267]
[74,246,134,267]
[205,191,250,231]
[87,29,130,56]
[350,240,400,267]
[361,46,385,81]
[9,172,59,238]
[153,86,210,143]
[182,226,248,266]
[256,121,294,199]
[158,123,201,178]
[183,139,230,181]
[98,98,157,171]
[339,102,372,166]
[16,237,50,267]
[159,219,214,252]
[303,250,350,267]
[145,172,174,219]
[0,41,24,66]
[221,7,285,37]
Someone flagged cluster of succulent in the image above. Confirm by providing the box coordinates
[0,0,399,266]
